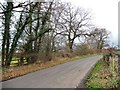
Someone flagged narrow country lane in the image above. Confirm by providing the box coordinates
[2,56,102,88]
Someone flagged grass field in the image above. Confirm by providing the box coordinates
[0,56,27,67]
[10,57,27,66]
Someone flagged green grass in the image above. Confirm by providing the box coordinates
[10,57,27,66]
[116,51,120,55]
[86,59,106,88]
[57,54,98,65]
[86,59,119,88]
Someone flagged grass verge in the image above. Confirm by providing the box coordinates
[1,54,98,81]
[85,59,120,88]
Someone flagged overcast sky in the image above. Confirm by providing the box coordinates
[62,0,119,46]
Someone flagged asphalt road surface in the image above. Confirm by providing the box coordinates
[2,56,102,88]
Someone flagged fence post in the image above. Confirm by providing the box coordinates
[118,55,120,73]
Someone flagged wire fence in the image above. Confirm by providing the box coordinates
[103,53,120,73]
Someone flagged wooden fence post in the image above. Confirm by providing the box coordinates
[118,55,120,73]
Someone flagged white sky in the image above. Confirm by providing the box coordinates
[62,0,119,46]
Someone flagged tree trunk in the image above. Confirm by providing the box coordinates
[69,40,73,53]
[2,34,6,67]
[68,35,74,53]
[7,16,30,67]
[118,55,120,73]
[2,2,13,67]
[34,3,41,53]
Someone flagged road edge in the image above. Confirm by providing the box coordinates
[76,56,103,88]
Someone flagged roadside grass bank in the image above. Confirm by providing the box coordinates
[1,54,98,81]
[116,51,120,55]
[85,59,120,88]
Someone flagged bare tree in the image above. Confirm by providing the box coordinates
[86,28,110,49]
[56,3,92,52]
